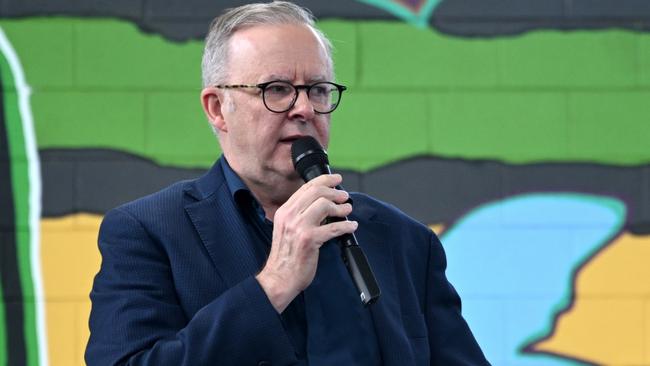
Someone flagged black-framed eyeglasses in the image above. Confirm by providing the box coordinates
[215,80,347,114]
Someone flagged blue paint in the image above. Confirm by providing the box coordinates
[440,193,625,365]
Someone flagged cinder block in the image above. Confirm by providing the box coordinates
[498,31,637,87]
[570,229,650,297]
[567,92,650,163]
[358,22,499,88]
[568,0,650,18]
[144,0,225,19]
[41,221,102,300]
[32,91,147,155]
[526,298,645,365]
[459,299,506,366]
[145,91,219,168]
[318,20,358,87]
[75,19,202,88]
[2,0,77,16]
[328,90,429,171]
[0,19,75,88]
[429,91,568,162]
[435,0,564,18]
[0,160,30,231]
[77,0,144,19]
[0,233,27,300]
[638,34,650,87]
[44,301,78,365]
[77,300,93,364]
[40,156,77,217]
[645,301,650,364]
[1,96,29,160]
[142,19,210,42]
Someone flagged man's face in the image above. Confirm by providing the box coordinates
[213,23,332,190]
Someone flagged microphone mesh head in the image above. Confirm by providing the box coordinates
[291,136,329,177]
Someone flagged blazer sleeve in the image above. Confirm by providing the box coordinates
[85,207,297,366]
[425,232,491,365]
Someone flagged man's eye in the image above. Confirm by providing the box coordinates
[311,86,329,96]
[267,84,292,95]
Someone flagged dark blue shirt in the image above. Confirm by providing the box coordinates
[221,157,382,365]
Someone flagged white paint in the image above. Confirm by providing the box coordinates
[0,26,48,366]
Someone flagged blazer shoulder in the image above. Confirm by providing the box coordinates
[113,159,226,218]
[350,192,430,231]
[114,179,191,216]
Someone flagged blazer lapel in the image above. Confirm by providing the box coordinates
[183,160,261,287]
[352,207,415,366]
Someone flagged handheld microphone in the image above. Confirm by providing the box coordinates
[291,136,381,306]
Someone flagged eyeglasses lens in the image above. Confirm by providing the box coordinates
[262,81,341,113]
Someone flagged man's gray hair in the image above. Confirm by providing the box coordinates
[201,1,333,87]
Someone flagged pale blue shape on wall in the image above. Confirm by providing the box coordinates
[440,193,626,366]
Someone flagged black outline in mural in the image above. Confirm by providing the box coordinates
[432,0,650,36]
[0,72,27,366]
[1,0,649,41]
[40,149,650,233]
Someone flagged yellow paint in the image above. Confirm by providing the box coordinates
[428,223,446,236]
[530,232,650,365]
[41,213,103,366]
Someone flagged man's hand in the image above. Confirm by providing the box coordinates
[255,174,357,313]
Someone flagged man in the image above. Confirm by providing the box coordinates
[86,2,489,365]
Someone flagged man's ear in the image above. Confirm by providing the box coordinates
[200,87,228,132]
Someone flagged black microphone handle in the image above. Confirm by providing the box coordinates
[327,218,381,306]
[302,165,381,306]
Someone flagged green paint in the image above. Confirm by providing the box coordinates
[31,91,148,155]
[640,36,650,85]
[329,90,430,170]
[318,21,358,86]
[0,19,74,89]
[358,21,500,87]
[1,18,649,170]
[145,91,220,167]
[567,92,650,161]
[498,31,637,87]
[0,37,40,366]
[429,91,569,162]
[74,20,202,89]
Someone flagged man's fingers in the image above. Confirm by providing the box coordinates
[287,182,349,214]
[301,199,352,225]
[312,220,358,244]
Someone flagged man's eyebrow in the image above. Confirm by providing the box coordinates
[262,75,331,83]
[307,75,329,83]
[265,74,290,82]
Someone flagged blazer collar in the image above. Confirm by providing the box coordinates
[183,158,262,286]
[182,157,226,201]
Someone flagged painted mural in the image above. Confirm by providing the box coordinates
[1,0,649,365]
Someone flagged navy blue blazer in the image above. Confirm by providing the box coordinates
[86,158,489,365]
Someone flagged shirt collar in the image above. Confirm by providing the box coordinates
[220,156,270,223]
[220,156,249,200]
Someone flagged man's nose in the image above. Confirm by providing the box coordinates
[288,90,315,119]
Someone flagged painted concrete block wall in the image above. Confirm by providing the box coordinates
[1,1,649,365]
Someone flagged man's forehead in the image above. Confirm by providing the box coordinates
[226,23,333,80]
[229,23,321,50]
